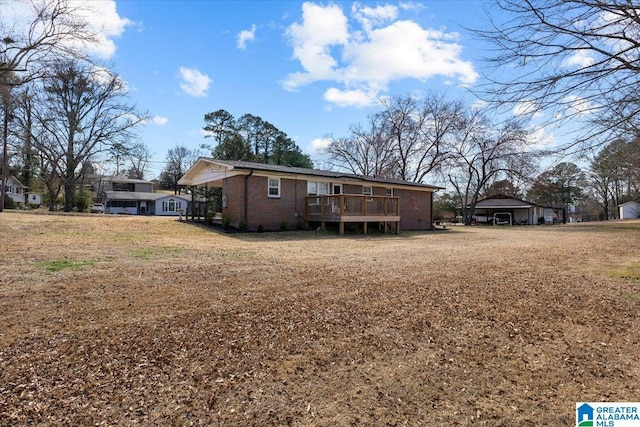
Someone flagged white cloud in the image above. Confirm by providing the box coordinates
[528,125,555,149]
[178,67,212,97]
[352,3,398,32]
[309,137,331,153]
[73,0,134,58]
[324,87,379,108]
[399,2,427,12]
[1,0,133,60]
[283,2,477,107]
[563,50,595,69]
[283,2,350,90]
[237,24,256,50]
[513,100,543,118]
[563,95,592,116]
[128,114,167,125]
[471,100,488,111]
[151,116,168,125]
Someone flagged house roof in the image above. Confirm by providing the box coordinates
[104,191,190,202]
[474,196,536,209]
[179,158,444,190]
[102,176,153,184]
[3,175,27,189]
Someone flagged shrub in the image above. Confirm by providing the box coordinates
[222,214,231,230]
[257,224,264,233]
[3,195,16,210]
[280,220,288,231]
[75,191,91,212]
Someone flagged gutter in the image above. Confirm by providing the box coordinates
[244,169,254,227]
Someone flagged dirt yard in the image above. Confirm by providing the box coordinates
[0,212,638,426]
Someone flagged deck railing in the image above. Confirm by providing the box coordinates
[305,195,400,224]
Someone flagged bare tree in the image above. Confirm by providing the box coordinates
[323,113,396,177]
[324,93,463,182]
[126,143,152,180]
[0,0,98,211]
[29,59,144,211]
[446,110,532,225]
[159,145,200,195]
[587,137,640,218]
[475,0,640,148]
[0,0,97,80]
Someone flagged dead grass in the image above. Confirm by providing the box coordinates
[1,212,639,425]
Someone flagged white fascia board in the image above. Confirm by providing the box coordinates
[178,159,244,186]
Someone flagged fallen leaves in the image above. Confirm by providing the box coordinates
[0,213,639,425]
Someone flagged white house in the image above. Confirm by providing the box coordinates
[2,175,27,205]
[104,190,190,216]
[619,201,639,219]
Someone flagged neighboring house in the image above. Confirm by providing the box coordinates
[619,201,639,219]
[2,175,27,206]
[104,191,190,215]
[178,158,443,233]
[471,195,557,225]
[99,177,190,216]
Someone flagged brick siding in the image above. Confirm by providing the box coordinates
[221,174,433,231]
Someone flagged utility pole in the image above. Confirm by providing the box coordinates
[0,94,8,213]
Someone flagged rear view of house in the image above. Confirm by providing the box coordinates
[178,159,442,233]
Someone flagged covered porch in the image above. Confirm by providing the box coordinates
[305,195,400,234]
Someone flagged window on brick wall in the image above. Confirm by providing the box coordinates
[307,181,330,195]
[268,177,281,198]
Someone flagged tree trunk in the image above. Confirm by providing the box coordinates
[64,183,74,212]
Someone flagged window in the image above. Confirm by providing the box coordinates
[307,182,317,195]
[162,199,182,212]
[113,182,135,191]
[268,177,281,198]
[307,181,330,195]
[362,186,372,196]
[386,188,393,197]
[110,200,137,208]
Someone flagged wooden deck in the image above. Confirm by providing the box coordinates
[305,195,400,234]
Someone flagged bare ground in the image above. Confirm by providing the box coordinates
[0,212,639,426]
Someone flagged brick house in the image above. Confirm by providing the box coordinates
[178,159,442,233]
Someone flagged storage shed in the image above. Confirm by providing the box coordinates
[619,201,639,219]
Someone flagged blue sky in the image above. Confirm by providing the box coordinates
[88,0,498,179]
[12,0,565,179]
